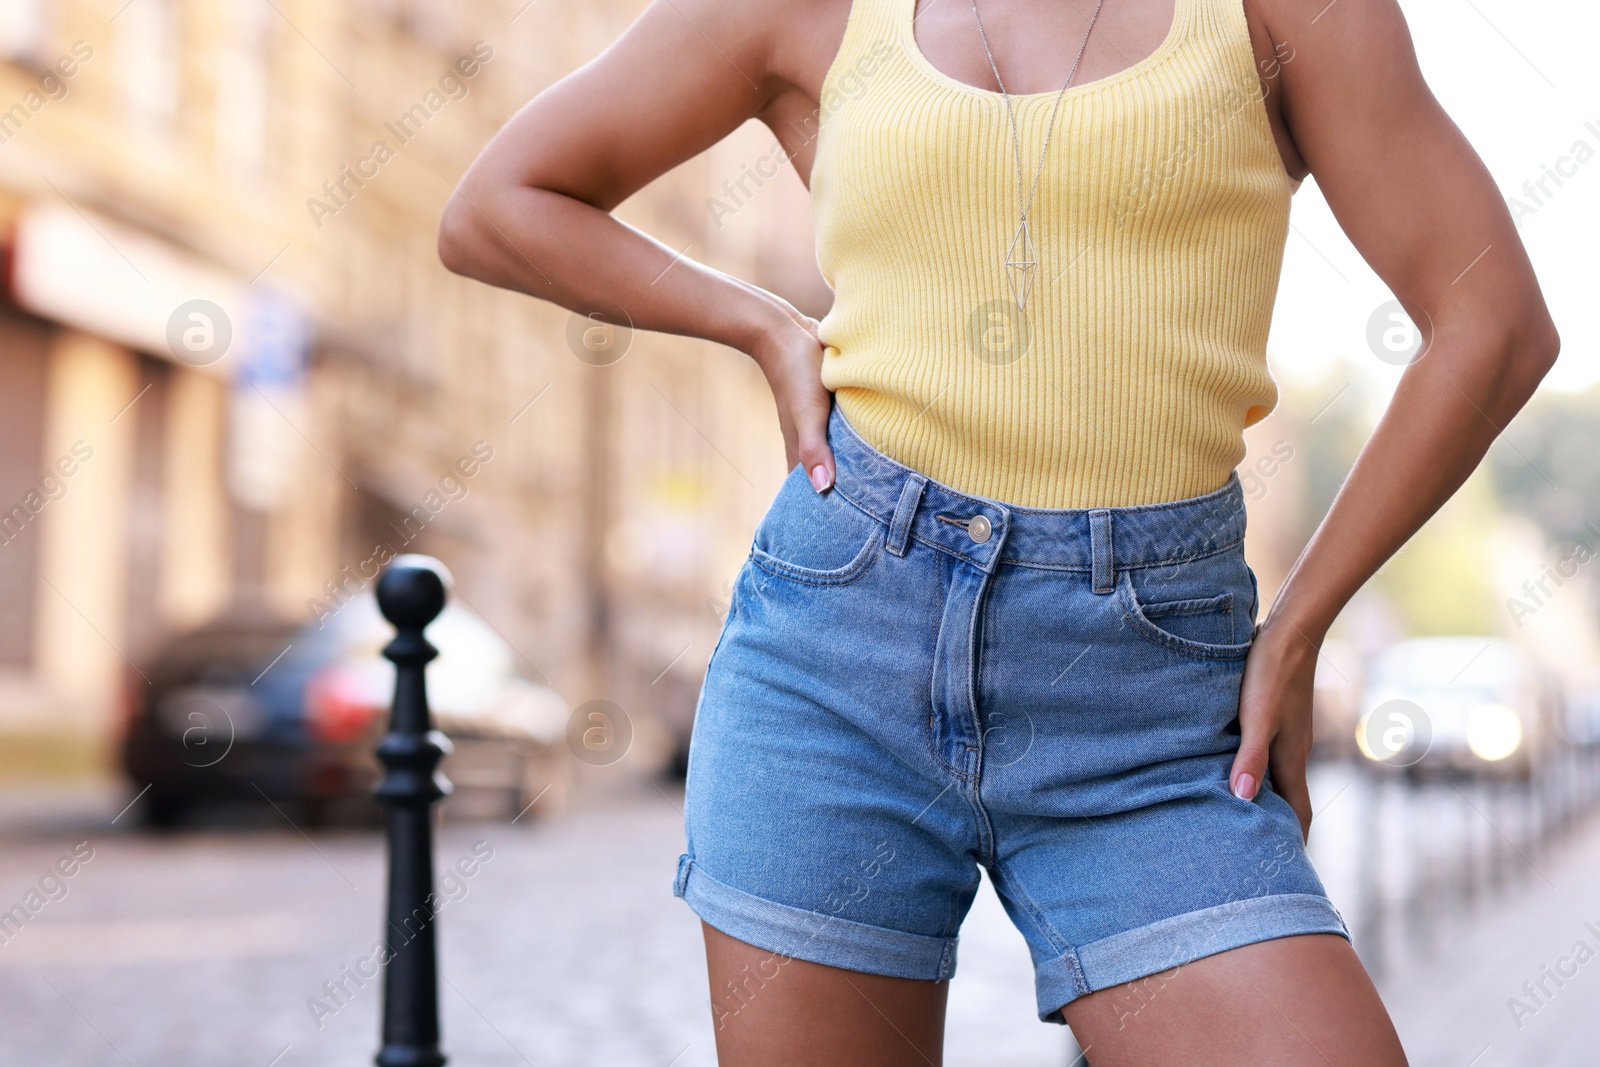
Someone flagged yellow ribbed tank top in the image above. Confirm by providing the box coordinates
[812,0,1296,508]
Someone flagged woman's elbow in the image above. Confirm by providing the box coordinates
[1528,313,1561,375]
[1489,305,1562,409]
[437,193,483,279]
[1507,305,1561,391]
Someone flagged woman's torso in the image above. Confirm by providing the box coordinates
[759,0,1305,509]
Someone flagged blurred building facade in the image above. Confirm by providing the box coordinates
[0,0,819,774]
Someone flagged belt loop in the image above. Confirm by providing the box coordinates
[1089,509,1114,594]
[886,474,927,558]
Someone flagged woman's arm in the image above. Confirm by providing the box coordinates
[1229,0,1560,832]
[438,0,840,489]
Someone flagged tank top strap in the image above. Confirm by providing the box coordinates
[1189,0,1274,96]
[818,0,904,108]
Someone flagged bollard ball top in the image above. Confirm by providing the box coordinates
[377,556,448,630]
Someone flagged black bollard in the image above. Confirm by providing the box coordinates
[374,560,454,1067]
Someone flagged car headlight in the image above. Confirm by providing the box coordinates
[1466,703,1522,762]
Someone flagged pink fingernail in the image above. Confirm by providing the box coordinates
[810,465,832,492]
[1233,773,1256,800]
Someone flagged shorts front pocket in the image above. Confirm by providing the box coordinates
[749,465,885,586]
[1116,568,1255,661]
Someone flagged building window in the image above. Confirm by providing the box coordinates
[406,0,457,46]
[117,0,179,137]
[215,0,273,180]
[362,0,456,47]
[0,0,51,66]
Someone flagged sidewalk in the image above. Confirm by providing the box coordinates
[0,776,1594,1065]
[0,781,1075,1066]
[1378,809,1600,1066]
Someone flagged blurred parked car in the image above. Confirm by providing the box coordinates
[120,584,570,826]
[1559,683,1600,748]
[1355,636,1562,778]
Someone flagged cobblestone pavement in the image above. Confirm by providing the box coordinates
[0,782,1075,1067]
[1375,808,1600,1067]
[2,775,1597,1066]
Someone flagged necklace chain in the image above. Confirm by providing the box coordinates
[969,0,1107,310]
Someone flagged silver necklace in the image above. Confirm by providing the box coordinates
[970,0,1107,311]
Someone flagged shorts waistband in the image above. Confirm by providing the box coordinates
[826,403,1247,575]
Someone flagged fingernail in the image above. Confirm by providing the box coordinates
[810,465,832,492]
[1232,773,1256,800]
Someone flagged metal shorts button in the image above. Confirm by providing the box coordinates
[966,514,992,544]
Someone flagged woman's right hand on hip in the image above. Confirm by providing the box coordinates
[749,304,836,493]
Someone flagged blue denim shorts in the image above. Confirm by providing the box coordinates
[676,403,1349,1022]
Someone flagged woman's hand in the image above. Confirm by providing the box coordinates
[748,303,836,492]
[1229,618,1320,841]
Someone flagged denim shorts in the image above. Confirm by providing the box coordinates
[675,403,1349,1022]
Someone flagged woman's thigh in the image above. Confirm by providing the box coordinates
[1062,933,1408,1066]
[702,924,949,1067]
